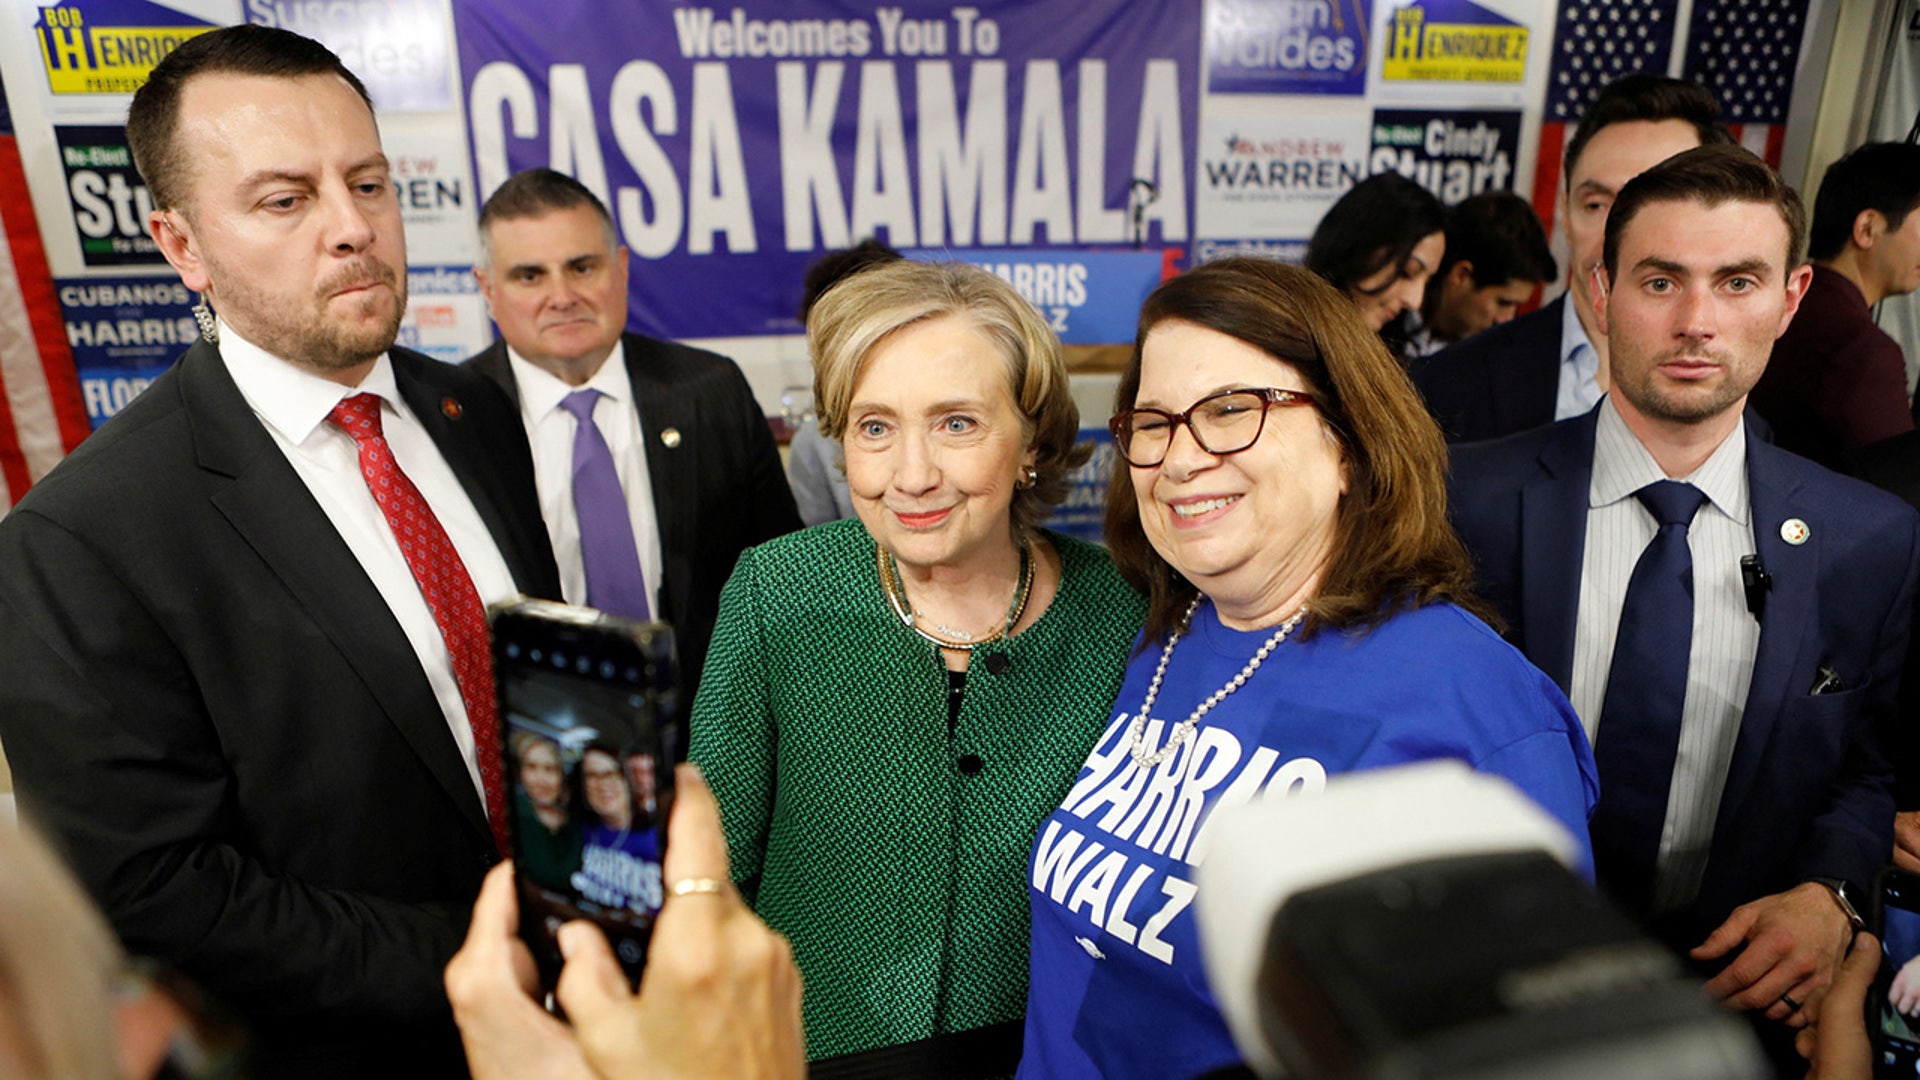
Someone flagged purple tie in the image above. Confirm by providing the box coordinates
[561,389,651,620]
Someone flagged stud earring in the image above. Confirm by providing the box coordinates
[1016,464,1038,490]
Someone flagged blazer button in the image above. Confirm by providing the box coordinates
[984,652,1011,675]
[958,753,984,776]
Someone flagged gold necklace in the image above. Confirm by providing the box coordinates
[877,540,1035,651]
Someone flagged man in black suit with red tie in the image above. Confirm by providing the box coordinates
[0,26,557,1078]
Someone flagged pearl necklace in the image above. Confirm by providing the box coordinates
[877,540,1035,652]
[1127,596,1309,769]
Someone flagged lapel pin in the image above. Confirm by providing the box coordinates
[440,396,463,420]
[1780,518,1810,546]
[661,427,682,449]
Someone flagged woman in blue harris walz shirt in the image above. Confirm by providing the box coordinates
[1017,258,1599,1079]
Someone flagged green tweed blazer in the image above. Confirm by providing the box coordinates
[689,519,1145,1061]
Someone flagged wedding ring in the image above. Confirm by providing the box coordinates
[1779,992,1801,1011]
[669,877,727,898]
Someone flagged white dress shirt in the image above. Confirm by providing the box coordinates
[507,341,665,615]
[219,321,520,806]
[1554,295,1603,421]
[1569,397,1760,912]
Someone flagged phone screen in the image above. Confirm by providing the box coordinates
[1878,870,1920,1077]
[490,599,678,988]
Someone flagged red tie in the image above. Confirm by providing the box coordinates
[327,393,509,857]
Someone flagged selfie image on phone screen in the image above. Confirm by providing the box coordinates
[1879,872,1920,1076]
[492,600,677,987]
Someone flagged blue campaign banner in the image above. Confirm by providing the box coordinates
[1042,427,1116,542]
[908,247,1164,344]
[56,275,197,428]
[1206,0,1372,96]
[452,0,1200,341]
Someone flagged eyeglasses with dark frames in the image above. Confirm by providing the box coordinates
[1108,387,1321,468]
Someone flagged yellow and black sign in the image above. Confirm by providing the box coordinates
[36,3,217,95]
[1381,2,1528,84]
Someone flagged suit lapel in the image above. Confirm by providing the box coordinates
[183,344,493,844]
[1519,406,1598,692]
[1716,436,1813,821]
[624,335,695,626]
[467,341,519,406]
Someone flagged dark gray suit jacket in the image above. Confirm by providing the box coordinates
[0,341,561,1077]
[1412,294,1567,443]
[466,333,801,709]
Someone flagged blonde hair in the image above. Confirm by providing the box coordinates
[0,820,126,1080]
[808,260,1084,536]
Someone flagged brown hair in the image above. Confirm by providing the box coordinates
[1603,144,1807,279]
[1105,257,1495,644]
[809,260,1084,537]
[127,25,372,214]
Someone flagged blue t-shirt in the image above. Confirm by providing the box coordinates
[1018,601,1598,1080]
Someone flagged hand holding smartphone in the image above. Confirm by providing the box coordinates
[489,598,678,990]
[1873,869,1920,1077]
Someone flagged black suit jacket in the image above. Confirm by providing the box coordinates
[1450,408,1920,948]
[466,333,801,707]
[0,342,560,1078]
[1412,294,1567,443]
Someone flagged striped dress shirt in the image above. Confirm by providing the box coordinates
[1569,397,1759,913]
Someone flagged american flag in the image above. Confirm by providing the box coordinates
[0,69,89,512]
[1531,0,1811,295]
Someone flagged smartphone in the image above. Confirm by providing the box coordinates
[489,597,679,989]
[1874,867,1920,1077]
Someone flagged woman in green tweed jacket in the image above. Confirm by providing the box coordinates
[688,261,1145,1066]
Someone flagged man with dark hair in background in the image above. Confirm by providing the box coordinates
[1417,74,1735,443]
[1750,142,1920,469]
[1450,145,1919,1067]
[468,168,800,706]
[0,25,561,1077]
[1404,190,1557,361]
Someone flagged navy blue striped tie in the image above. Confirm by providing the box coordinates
[1591,479,1707,916]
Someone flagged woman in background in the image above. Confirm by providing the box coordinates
[510,730,582,892]
[691,260,1144,1068]
[572,742,664,914]
[1018,258,1596,1079]
[1305,172,1447,340]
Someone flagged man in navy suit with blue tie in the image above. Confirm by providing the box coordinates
[1450,145,1920,1046]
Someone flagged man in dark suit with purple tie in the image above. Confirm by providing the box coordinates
[466,169,801,706]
